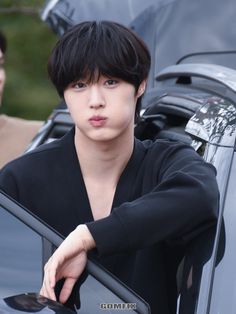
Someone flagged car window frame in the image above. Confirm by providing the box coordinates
[0,190,151,314]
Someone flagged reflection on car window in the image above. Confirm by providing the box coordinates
[78,274,137,313]
[0,206,42,297]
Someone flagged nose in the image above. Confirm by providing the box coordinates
[89,85,105,109]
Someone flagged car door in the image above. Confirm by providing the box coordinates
[0,191,150,313]
[141,63,236,313]
[207,151,236,314]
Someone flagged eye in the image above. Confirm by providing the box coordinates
[72,81,87,90]
[105,79,118,87]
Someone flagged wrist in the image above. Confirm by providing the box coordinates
[75,224,96,251]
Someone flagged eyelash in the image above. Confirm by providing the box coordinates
[105,79,118,86]
[73,82,86,89]
[71,78,119,89]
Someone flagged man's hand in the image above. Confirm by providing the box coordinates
[39,224,96,304]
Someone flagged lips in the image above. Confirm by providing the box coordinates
[89,116,107,127]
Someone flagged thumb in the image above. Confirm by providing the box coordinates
[59,277,77,304]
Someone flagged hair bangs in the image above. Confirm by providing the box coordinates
[48,21,150,100]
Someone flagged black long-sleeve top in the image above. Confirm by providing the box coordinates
[0,128,219,313]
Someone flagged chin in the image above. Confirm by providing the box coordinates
[89,133,119,143]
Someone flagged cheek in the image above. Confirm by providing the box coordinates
[64,94,89,129]
[64,92,73,108]
[111,95,136,127]
[120,92,137,116]
[64,95,79,121]
[115,85,136,104]
[64,93,81,111]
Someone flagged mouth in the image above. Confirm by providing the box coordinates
[89,116,107,127]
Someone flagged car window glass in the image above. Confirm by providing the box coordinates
[0,206,42,297]
[78,274,137,313]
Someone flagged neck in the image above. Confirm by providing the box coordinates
[74,128,134,183]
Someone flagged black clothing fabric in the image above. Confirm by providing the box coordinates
[0,128,219,314]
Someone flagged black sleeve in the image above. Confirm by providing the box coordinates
[0,163,19,201]
[86,145,219,256]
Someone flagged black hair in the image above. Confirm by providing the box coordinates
[0,31,7,54]
[48,21,151,119]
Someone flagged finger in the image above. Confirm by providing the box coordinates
[40,279,57,302]
[40,261,58,301]
[39,277,57,302]
[59,277,77,304]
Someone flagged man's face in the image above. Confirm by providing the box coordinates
[0,48,6,106]
[64,75,144,143]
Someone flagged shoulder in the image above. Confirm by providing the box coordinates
[0,129,75,200]
[1,128,75,174]
[5,139,60,169]
[136,137,216,176]
[2,114,43,129]
[137,137,199,161]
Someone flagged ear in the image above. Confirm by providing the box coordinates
[137,80,147,98]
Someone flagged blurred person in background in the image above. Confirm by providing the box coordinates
[0,30,43,168]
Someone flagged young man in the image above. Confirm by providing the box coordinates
[0,31,43,168]
[0,21,218,313]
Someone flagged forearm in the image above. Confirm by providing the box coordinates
[75,224,96,251]
[87,162,219,256]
